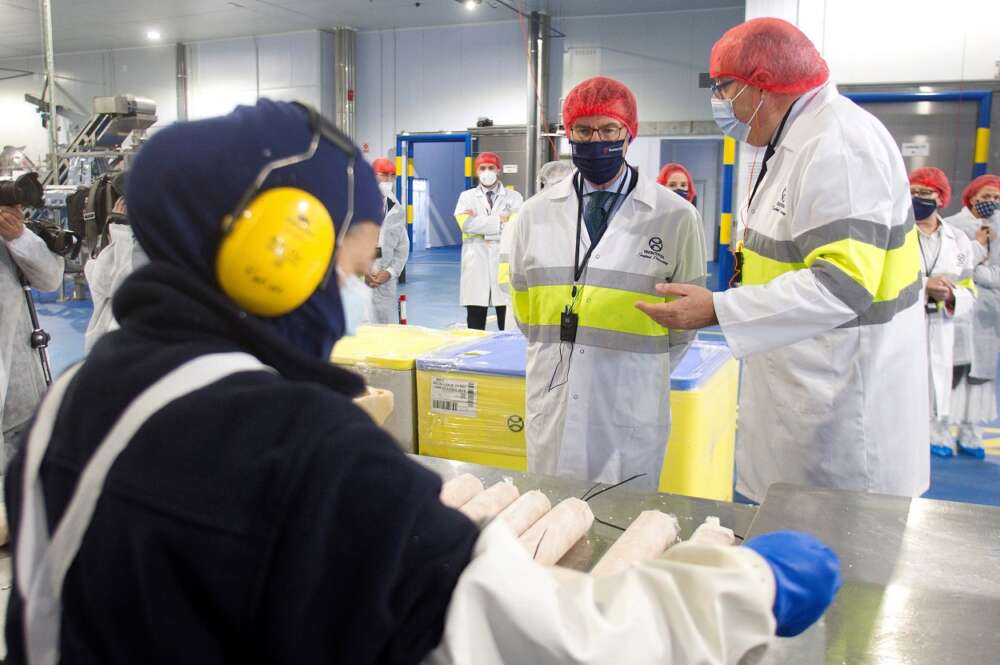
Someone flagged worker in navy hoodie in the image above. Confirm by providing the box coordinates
[4,100,840,665]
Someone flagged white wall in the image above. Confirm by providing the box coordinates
[356,8,744,162]
[187,31,326,120]
[0,45,176,166]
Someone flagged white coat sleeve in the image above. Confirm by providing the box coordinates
[713,145,895,359]
[455,190,501,237]
[424,520,776,665]
[949,232,977,319]
[5,229,64,291]
[507,205,531,336]
[669,207,708,369]
[383,208,409,279]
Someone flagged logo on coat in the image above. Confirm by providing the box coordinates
[639,236,670,266]
[772,187,788,216]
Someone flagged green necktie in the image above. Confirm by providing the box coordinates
[584,190,616,245]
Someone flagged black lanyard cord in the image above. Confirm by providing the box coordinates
[748,101,795,208]
[572,167,635,295]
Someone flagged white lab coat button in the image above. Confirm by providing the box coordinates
[594,253,601,259]
[572,393,579,400]
[579,348,585,354]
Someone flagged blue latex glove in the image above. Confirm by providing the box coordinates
[744,530,842,637]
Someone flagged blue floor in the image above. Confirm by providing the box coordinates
[32,250,1000,508]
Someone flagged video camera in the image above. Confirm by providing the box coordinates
[1,171,81,258]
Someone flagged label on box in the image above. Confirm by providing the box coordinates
[431,377,478,417]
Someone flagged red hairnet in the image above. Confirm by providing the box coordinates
[371,157,396,176]
[962,174,1000,210]
[657,163,697,203]
[475,152,502,171]
[562,76,638,139]
[710,18,829,95]
[908,167,951,208]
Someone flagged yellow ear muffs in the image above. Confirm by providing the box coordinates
[216,187,335,317]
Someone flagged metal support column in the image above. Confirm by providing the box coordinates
[39,0,59,179]
[536,12,550,174]
[333,27,357,139]
[525,12,541,198]
[176,43,189,121]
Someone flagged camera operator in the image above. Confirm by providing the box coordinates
[1,204,64,470]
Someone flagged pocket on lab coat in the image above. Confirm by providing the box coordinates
[765,335,838,417]
[613,352,670,427]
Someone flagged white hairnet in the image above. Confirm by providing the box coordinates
[538,161,574,189]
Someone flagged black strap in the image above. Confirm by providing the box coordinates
[748,102,795,207]
[918,228,943,277]
[572,166,637,294]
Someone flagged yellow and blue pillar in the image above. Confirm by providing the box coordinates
[717,136,737,289]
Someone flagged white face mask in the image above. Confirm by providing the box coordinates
[337,267,373,336]
[711,84,765,143]
[478,169,498,187]
[378,181,394,198]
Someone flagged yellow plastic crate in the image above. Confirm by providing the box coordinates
[416,338,737,501]
[331,324,490,452]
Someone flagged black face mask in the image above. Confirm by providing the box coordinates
[571,139,626,185]
[912,196,938,221]
[671,188,689,199]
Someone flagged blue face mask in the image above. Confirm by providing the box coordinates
[671,188,689,199]
[975,200,1000,220]
[337,268,372,337]
[711,84,764,143]
[571,139,626,186]
[912,196,938,221]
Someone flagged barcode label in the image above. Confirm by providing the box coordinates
[431,378,477,417]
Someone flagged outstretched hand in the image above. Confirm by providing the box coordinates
[635,283,718,330]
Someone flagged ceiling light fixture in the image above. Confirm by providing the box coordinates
[465,0,478,9]
[146,30,161,41]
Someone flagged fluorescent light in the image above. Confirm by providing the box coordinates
[465,0,477,9]
[146,30,161,41]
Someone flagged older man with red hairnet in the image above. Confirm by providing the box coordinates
[506,75,707,488]
[908,167,977,458]
[944,174,1000,455]
[637,18,929,502]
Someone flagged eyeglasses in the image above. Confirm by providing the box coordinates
[910,187,938,199]
[223,103,357,290]
[570,124,626,142]
[711,79,737,99]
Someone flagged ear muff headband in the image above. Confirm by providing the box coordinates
[215,105,356,318]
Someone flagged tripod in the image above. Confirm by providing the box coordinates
[18,269,53,386]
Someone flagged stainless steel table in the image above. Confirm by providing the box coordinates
[414,456,758,571]
[747,483,1000,665]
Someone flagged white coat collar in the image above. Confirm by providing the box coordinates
[548,166,656,209]
[775,82,839,154]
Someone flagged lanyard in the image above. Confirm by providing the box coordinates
[572,167,634,296]
[918,228,943,276]
[747,102,794,208]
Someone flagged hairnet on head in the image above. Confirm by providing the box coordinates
[562,76,639,139]
[710,18,829,95]
[908,167,952,208]
[962,174,1000,210]
[127,99,383,356]
[538,160,574,188]
[657,163,697,203]
[371,157,396,176]
[475,152,503,170]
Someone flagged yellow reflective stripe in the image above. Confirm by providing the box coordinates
[508,212,519,223]
[514,283,668,336]
[455,213,469,230]
[741,247,803,285]
[498,262,510,286]
[958,277,978,298]
[745,227,921,304]
[803,238,885,297]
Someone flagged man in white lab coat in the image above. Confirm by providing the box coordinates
[454,152,523,330]
[908,167,977,457]
[638,18,929,502]
[945,174,1000,457]
[365,157,409,324]
[508,76,707,488]
[1,204,63,464]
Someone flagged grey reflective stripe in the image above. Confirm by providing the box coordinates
[959,269,975,281]
[510,274,529,291]
[499,253,510,263]
[838,274,923,327]
[17,353,274,665]
[526,324,670,354]
[811,260,874,314]
[525,266,663,296]
[744,228,802,263]
[795,215,914,257]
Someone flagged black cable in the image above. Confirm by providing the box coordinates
[594,516,627,532]
[581,473,647,503]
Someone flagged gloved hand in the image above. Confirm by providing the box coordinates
[744,531,842,637]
